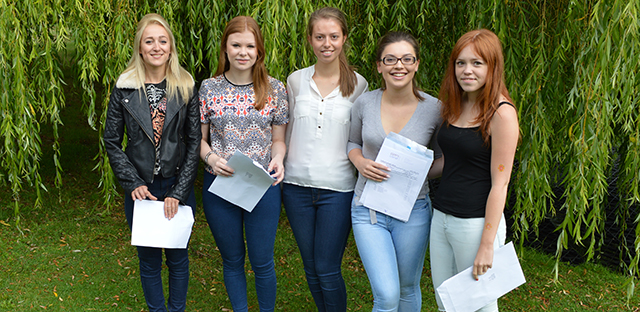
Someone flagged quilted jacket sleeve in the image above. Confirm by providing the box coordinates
[103,87,146,196]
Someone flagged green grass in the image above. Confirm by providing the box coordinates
[3,176,640,311]
[1,76,639,311]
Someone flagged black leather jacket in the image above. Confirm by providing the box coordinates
[103,70,201,203]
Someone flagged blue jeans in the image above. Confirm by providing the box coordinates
[282,183,352,312]
[202,171,280,312]
[124,175,196,312]
[351,196,432,312]
[430,209,506,312]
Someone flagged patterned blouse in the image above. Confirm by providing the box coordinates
[199,74,288,173]
[146,80,167,176]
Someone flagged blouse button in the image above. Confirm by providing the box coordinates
[319,112,323,115]
[321,99,324,102]
[318,126,321,129]
[124,99,129,103]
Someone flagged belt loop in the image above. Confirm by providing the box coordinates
[369,208,377,224]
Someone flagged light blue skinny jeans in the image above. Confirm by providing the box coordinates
[351,195,432,312]
[430,209,506,312]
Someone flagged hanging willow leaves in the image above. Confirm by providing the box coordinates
[2,0,640,299]
[0,0,67,224]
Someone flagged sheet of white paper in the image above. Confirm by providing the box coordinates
[131,199,194,249]
[208,150,276,212]
[360,132,434,222]
[436,242,526,312]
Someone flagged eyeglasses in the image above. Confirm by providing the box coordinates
[380,55,417,66]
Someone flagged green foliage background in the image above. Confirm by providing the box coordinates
[1,0,638,293]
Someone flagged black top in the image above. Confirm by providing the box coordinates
[433,102,513,218]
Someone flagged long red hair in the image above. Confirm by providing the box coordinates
[215,16,270,111]
[439,29,514,143]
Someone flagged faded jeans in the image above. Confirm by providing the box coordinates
[351,196,432,312]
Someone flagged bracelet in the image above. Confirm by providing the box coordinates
[204,150,214,165]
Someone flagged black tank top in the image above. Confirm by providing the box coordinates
[433,102,512,218]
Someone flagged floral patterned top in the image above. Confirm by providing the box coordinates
[199,74,288,173]
[146,80,167,175]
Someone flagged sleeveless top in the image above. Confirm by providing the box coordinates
[433,102,513,218]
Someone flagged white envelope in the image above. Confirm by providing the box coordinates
[436,242,526,312]
[131,199,194,249]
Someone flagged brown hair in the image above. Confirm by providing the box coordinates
[307,7,357,97]
[215,16,270,110]
[439,29,514,143]
[376,31,425,101]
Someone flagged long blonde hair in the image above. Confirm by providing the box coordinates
[122,13,193,103]
[215,16,270,111]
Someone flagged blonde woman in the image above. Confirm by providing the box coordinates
[104,13,201,312]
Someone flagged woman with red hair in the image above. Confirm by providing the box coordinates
[199,16,288,312]
[429,29,519,312]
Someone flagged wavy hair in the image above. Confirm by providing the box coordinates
[215,16,270,111]
[376,31,425,101]
[123,13,193,103]
[307,7,357,97]
[439,29,514,143]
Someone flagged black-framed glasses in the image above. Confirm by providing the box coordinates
[381,55,417,66]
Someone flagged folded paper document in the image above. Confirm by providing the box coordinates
[360,132,434,222]
[131,199,194,249]
[436,242,526,312]
[208,151,276,212]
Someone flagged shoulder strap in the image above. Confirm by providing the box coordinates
[498,101,515,108]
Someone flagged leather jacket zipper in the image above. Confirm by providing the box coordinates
[122,100,157,183]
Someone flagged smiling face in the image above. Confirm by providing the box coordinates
[455,44,488,97]
[308,18,346,65]
[139,23,171,71]
[225,30,258,74]
[377,40,419,91]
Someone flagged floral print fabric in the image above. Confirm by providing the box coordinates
[146,80,167,175]
[199,75,288,173]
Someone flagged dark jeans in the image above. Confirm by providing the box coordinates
[282,183,353,312]
[124,175,196,312]
[202,171,280,312]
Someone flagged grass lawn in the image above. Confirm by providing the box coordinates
[1,74,639,311]
[2,175,640,311]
